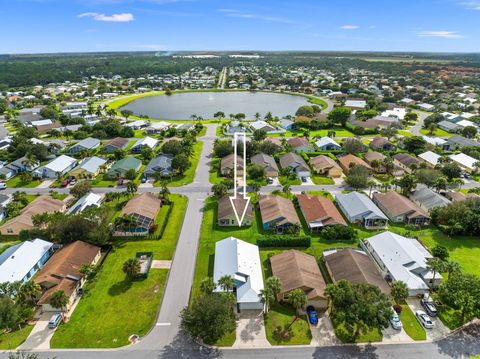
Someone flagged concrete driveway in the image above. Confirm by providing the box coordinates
[309,311,340,346]
[18,312,56,350]
[382,325,415,343]
[407,298,450,341]
[233,310,270,348]
[300,177,314,185]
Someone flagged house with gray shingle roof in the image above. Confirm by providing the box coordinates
[68,137,101,154]
[335,192,388,229]
[144,154,174,178]
[410,186,451,212]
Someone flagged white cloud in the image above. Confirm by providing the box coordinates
[217,9,296,24]
[417,31,464,39]
[340,25,359,30]
[460,1,480,10]
[78,12,135,22]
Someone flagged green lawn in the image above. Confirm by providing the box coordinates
[209,158,223,185]
[91,173,117,187]
[270,128,355,138]
[51,194,187,348]
[279,176,301,186]
[437,304,465,330]
[420,128,454,137]
[0,325,34,350]
[5,176,42,188]
[331,317,382,343]
[397,130,413,138]
[264,304,312,345]
[400,304,426,340]
[311,175,334,185]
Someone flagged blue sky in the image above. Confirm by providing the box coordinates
[1,0,479,54]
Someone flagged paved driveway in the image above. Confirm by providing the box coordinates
[407,298,450,341]
[309,311,340,346]
[382,325,415,343]
[233,310,270,348]
[18,312,56,350]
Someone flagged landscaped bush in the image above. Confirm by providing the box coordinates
[257,236,311,248]
[320,225,358,241]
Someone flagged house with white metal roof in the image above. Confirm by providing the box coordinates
[70,156,107,178]
[67,193,103,214]
[418,151,441,168]
[0,238,53,284]
[315,137,341,151]
[362,231,441,296]
[33,155,77,179]
[213,237,264,312]
[130,136,159,153]
[449,153,479,173]
[422,136,446,147]
[335,192,388,229]
[68,137,101,154]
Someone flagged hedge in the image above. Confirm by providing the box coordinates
[257,235,311,248]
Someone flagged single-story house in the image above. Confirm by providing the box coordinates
[449,153,479,173]
[220,153,244,176]
[369,137,396,151]
[337,154,373,173]
[68,137,101,154]
[0,196,66,235]
[144,154,174,178]
[251,153,279,178]
[442,135,480,152]
[250,120,277,133]
[258,195,300,233]
[102,137,129,153]
[362,231,441,296]
[422,136,446,147]
[70,156,107,178]
[309,155,343,178]
[67,193,103,214]
[373,191,430,226]
[8,156,40,173]
[297,194,347,230]
[335,192,388,229]
[33,155,77,179]
[315,137,341,151]
[0,238,53,284]
[125,120,148,130]
[106,156,142,179]
[345,99,367,110]
[279,119,294,130]
[438,120,461,133]
[323,248,390,294]
[217,195,253,226]
[130,136,159,153]
[119,193,161,234]
[145,122,171,135]
[418,151,441,168]
[35,241,101,312]
[393,153,421,173]
[279,152,310,177]
[0,194,12,221]
[214,237,264,312]
[270,250,327,308]
[287,137,315,153]
[410,187,451,212]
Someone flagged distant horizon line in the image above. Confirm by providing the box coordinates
[1,50,480,56]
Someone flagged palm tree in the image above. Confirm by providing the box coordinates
[16,281,41,307]
[327,130,336,138]
[255,112,261,121]
[452,178,463,190]
[427,123,437,135]
[200,278,215,294]
[123,258,141,279]
[50,290,68,310]
[287,289,307,319]
[218,275,235,292]
[126,182,138,196]
[445,260,461,280]
[426,257,446,290]
[266,276,282,300]
[433,177,448,193]
[382,157,395,177]
[282,184,291,194]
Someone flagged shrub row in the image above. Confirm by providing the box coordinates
[257,235,311,248]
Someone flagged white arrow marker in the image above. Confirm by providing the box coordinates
[230,132,251,227]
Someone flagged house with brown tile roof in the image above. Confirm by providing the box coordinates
[445,191,479,202]
[0,196,66,235]
[287,137,315,153]
[102,137,129,153]
[270,250,327,308]
[364,152,404,176]
[373,191,430,226]
[251,153,279,178]
[279,153,310,177]
[120,193,161,234]
[323,248,390,294]
[393,153,421,173]
[337,154,373,173]
[220,153,244,176]
[258,195,300,233]
[35,241,101,312]
[309,155,343,178]
[369,137,397,151]
[217,195,253,227]
[297,194,347,230]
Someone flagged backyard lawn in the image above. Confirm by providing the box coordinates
[50,194,187,348]
[399,304,426,341]
[419,128,454,137]
[264,304,312,345]
[0,325,34,350]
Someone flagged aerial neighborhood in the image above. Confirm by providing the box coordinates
[0,52,479,358]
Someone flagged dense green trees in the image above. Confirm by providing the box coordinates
[345,164,369,190]
[431,198,480,236]
[328,107,352,126]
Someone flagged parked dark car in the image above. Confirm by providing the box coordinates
[306,305,318,326]
[421,298,438,317]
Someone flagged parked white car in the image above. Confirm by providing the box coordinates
[390,307,403,330]
[416,310,434,329]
